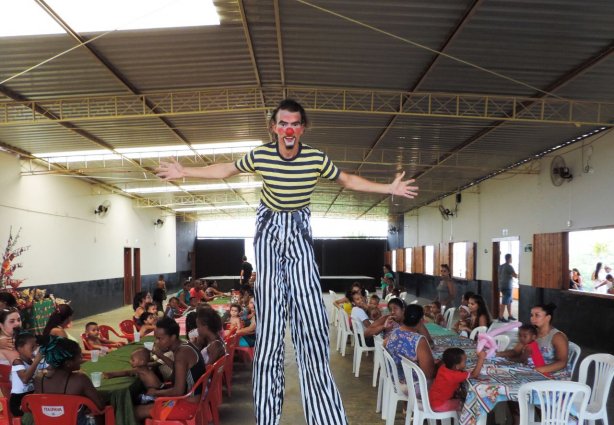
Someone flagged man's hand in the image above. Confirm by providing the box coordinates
[389,171,419,199]
[156,158,184,180]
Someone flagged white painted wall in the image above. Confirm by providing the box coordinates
[404,128,614,284]
[0,152,176,286]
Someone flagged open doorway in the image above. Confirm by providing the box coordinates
[492,237,520,319]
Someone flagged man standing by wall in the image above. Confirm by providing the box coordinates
[156,99,418,425]
[498,253,518,322]
[239,256,253,288]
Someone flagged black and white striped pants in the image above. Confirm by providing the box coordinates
[252,204,348,425]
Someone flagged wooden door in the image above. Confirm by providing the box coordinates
[133,248,141,294]
[123,247,133,305]
[532,232,569,289]
[492,241,501,316]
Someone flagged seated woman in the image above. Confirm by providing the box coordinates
[384,304,435,384]
[203,280,227,302]
[382,298,405,338]
[43,304,76,339]
[467,294,492,330]
[132,291,153,329]
[236,297,256,347]
[136,317,206,421]
[0,308,22,365]
[530,303,571,379]
[35,337,104,424]
[192,307,225,367]
[177,280,192,310]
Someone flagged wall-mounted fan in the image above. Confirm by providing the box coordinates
[550,155,573,186]
[438,205,454,221]
[94,200,111,217]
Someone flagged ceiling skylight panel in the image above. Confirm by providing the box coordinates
[2,0,219,38]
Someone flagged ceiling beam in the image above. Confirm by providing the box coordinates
[34,0,203,160]
[358,42,614,217]
[404,42,614,208]
[273,0,286,89]
[2,87,612,127]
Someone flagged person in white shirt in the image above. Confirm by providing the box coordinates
[350,290,386,347]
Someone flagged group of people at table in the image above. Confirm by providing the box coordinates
[334,280,572,422]
[0,278,259,424]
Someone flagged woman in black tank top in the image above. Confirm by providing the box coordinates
[134,317,205,422]
[35,337,104,424]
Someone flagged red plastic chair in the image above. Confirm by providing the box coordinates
[0,396,11,425]
[118,320,135,342]
[206,355,227,425]
[145,366,213,425]
[0,365,12,397]
[21,394,115,425]
[235,345,254,364]
[99,325,131,343]
[222,334,237,397]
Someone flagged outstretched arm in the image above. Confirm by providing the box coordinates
[336,171,418,199]
[156,158,240,180]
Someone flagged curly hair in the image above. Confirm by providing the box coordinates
[40,336,80,369]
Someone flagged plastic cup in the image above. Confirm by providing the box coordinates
[91,372,102,388]
[144,342,154,351]
[90,350,100,362]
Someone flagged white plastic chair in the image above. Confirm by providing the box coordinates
[469,326,488,341]
[568,341,581,377]
[373,335,386,414]
[401,356,459,425]
[443,307,456,330]
[335,305,344,351]
[578,353,614,425]
[328,290,339,326]
[493,334,510,351]
[350,317,375,377]
[518,380,590,425]
[381,349,409,425]
[336,308,354,356]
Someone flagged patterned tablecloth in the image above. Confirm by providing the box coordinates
[460,358,549,425]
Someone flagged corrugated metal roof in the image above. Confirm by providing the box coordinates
[1,0,613,219]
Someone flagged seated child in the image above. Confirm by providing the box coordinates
[227,304,243,331]
[429,348,486,412]
[430,301,445,327]
[182,296,199,317]
[139,312,157,338]
[10,332,44,417]
[104,347,163,404]
[367,294,382,321]
[422,304,434,323]
[85,322,124,350]
[497,324,546,369]
[453,305,472,337]
[164,297,182,319]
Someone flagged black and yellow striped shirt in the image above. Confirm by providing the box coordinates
[234,142,340,211]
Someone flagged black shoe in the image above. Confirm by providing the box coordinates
[498,317,509,323]
[508,316,517,321]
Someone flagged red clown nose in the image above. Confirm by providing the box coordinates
[285,127,295,137]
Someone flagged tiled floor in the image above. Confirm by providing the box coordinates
[69,295,613,425]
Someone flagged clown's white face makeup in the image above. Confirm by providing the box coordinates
[272,109,304,156]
